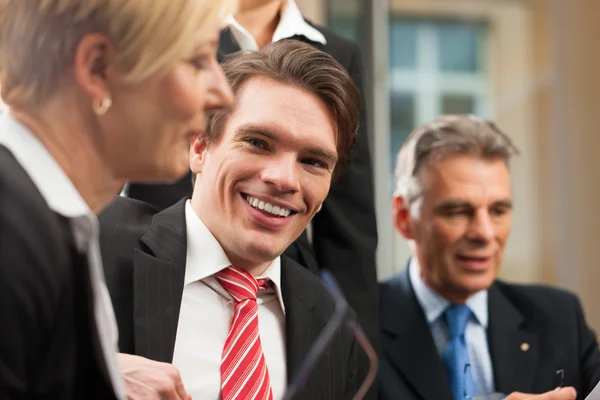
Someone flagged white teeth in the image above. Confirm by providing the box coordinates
[244,195,292,217]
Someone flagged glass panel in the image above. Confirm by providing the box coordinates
[390,93,415,183]
[437,21,485,73]
[389,19,418,69]
[328,16,362,44]
[327,0,364,49]
[441,94,475,114]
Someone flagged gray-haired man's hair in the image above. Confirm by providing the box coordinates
[394,114,519,204]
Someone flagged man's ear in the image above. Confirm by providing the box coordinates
[393,195,415,240]
[72,33,115,106]
[190,136,209,175]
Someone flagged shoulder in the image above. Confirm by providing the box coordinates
[304,19,361,66]
[98,196,159,270]
[0,146,74,327]
[379,269,411,304]
[100,195,158,227]
[493,280,584,318]
[306,20,361,53]
[99,196,158,241]
[0,145,71,261]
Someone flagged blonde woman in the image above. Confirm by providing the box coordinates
[0,1,234,399]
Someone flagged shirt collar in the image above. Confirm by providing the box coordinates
[409,258,489,327]
[184,200,285,312]
[226,0,326,52]
[0,114,92,220]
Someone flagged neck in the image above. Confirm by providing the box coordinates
[190,185,273,277]
[228,255,272,277]
[236,0,284,48]
[10,97,123,215]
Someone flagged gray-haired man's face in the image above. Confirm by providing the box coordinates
[394,154,513,304]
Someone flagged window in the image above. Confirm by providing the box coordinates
[388,19,490,194]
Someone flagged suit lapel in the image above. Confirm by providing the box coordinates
[218,27,241,61]
[281,257,328,398]
[380,268,452,400]
[133,199,188,363]
[487,284,538,394]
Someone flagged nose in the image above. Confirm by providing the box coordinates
[465,210,495,244]
[261,153,300,194]
[204,60,234,113]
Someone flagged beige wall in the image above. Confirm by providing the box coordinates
[295,0,326,25]
[532,0,600,330]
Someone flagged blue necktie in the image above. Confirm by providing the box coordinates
[443,304,477,400]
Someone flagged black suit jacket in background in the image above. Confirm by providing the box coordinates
[0,146,117,399]
[126,23,380,349]
[99,196,374,400]
[378,268,600,400]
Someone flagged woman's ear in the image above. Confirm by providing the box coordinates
[72,33,115,106]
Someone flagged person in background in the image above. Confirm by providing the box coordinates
[125,0,380,349]
[378,114,600,400]
[100,40,374,400]
[0,0,234,398]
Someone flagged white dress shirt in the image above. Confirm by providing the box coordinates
[172,201,287,400]
[227,0,327,51]
[0,114,125,399]
[409,259,496,394]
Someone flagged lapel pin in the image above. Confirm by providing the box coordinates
[520,342,530,352]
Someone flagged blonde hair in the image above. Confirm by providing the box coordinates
[0,0,236,108]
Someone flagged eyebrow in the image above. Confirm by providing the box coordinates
[434,198,513,211]
[193,38,219,53]
[237,123,338,165]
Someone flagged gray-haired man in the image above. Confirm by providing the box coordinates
[379,114,600,400]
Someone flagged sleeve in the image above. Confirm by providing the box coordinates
[574,295,600,397]
[344,313,378,400]
[311,41,380,350]
[0,215,50,397]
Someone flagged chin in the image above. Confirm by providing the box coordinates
[246,243,284,264]
[461,276,495,294]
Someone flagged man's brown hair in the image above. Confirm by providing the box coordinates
[203,39,359,179]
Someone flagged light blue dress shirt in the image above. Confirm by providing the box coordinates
[409,259,496,394]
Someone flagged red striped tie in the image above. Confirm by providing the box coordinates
[216,266,274,400]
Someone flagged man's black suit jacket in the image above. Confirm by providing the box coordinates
[0,146,117,399]
[378,268,600,400]
[98,196,374,400]
[126,23,379,348]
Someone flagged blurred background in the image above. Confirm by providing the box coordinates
[297,0,600,331]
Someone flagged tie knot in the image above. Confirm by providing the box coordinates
[444,304,472,339]
[216,266,261,302]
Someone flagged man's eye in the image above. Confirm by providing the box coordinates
[445,209,469,217]
[302,159,326,168]
[490,207,509,216]
[246,138,268,149]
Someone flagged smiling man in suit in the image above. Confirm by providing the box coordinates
[125,0,379,350]
[379,114,600,400]
[100,40,374,400]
